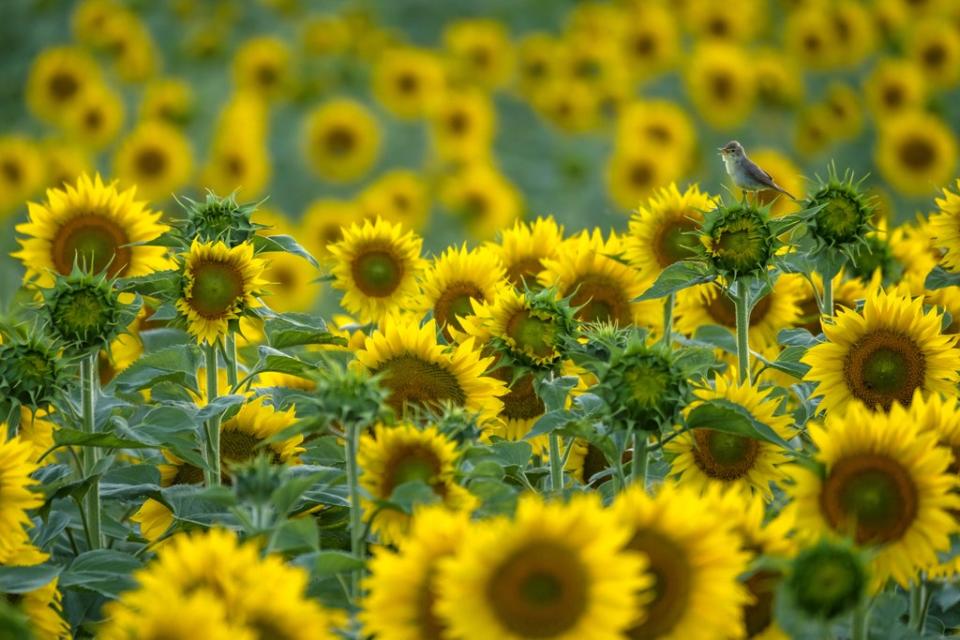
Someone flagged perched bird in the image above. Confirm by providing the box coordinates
[718,140,796,201]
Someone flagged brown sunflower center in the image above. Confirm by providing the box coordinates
[49,71,79,101]
[189,260,246,318]
[506,310,557,361]
[820,453,918,545]
[706,290,772,328]
[392,193,411,212]
[221,430,278,464]
[135,147,168,177]
[325,126,356,156]
[506,256,544,288]
[710,72,734,102]
[707,17,729,37]
[632,33,655,56]
[653,217,698,267]
[493,369,546,421]
[350,248,404,297]
[744,570,781,637]
[375,355,467,415]
[83,107,104,132]
[270,265,296,292]
[629,161,654,187]
[627,530,692,638]
[922,43,946,69]
[171,463,206,485]
[898,137,936,171]
[803,34,822,54]
[224,153,245,177]
[692,428,760,480]
[51,214,132,277]
[567,275,632,325]
[1,159,22,185]
[842,329,925,410]
[256,64,278,87]
[433,281,484,334]
[447,110,469,135]
[417,567,446,640]
[645,124,671,144]
[397,72,419,94]
[382,445,444,495]
[488,541,588,637]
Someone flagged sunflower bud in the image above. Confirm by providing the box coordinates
[805,168,873,248]
[0,336,66,411]
[784,540,867,620]
[42,270,130,353]
[180,192,261,246]
[700,203,774,277]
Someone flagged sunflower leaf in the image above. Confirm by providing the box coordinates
[253,234,321,269]
[112,344,201,395]
[636,260,715,301]
[117,270,181,297]
[314,550,364,577]
[59,550,142,598]
[925,265,960,290]
[0,564,61,594]
[263,313,347,349]
[684,399,792,449]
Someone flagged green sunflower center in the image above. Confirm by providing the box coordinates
[627,529,692,638]
[692,428,760,480]
[843,329,925,410]
[52,215,132,277]
[709,213,770,274]
[56,288,112,341]
[787,543,865,619]
[382,446,443,495]
[375,355,468,416]
[189,260,246,318]
[567,275,632,326]
[821,453,918,545]
[898,137,935,172]
[621,361,672,417]
[815,191,866,243]
[506,310,557,361]
[433,281,483,335]
[351,249,404,298]
[487,542,588,637]
[654,217,698,268]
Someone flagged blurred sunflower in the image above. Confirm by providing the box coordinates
[114,120,194,202]
[0,540,69,639]
[418,244,504,339]
[429,88,496,164]
[372,47,446,120]
[300,197,364,263]
[303,98,381,183]
[301,14,350,56]
[613,483,752,639]
[907,18,960,89]
[514,33,562,96]
[863,58,926,120]
[440,163,522,240]
[793,104,834,157]
[13,173,169,285]
[803,289,960,413]
[831,1,877,67]
[795,271,870,335]
[26,45,102,123]
[821,83,863,142]
[71,0,116,48]
[530,80,600,134]
[0,432,42,557]
[42,142,91,191]
[876,111,957,198]
[358,423,476,544]
[606,147,684,211]
[665,373,795,500]
[620,4,678,80]
[102,589,246,640]
[683,0,764,43]
[328,217,424,322]
[487,216,565,289]
[789,402,959,589]
[684,43,756,130]
[140,77,194,125]
[0,137,45,215]
[99,11,157,83]
[616,100,696,168]
[352,317,506,421]
[17,407,57,462]
[437,493,649,640]
[359,170,431,231]
[202,134,271,201]
[262,252,321,314]
[753,48,805,108]
[61,85,125,150]
[784,7,839,69]
[929,180,960,271]
[444,18,514,90]
[232,36,294,101]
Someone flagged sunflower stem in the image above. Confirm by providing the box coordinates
[548,433,564,493]
[851,601,870,640]
[660,293,675,345]
[203,343,221,487]
[80,353,103,550]
[821,274,834,321]
[908,580,926,631]
[733,282,751,383]
[344,419,364,603]
[224,333,239,391]
[631,431,648,489]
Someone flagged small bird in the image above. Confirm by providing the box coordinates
[718,140,796,202]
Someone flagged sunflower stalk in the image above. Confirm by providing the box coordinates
[660,293,675,345]
[344,419,364,603]
[631,431,648,489]
[224,333,239,391]
[80,352,103,549]
[203,343,221,487]
[851,602,870,640]
[548,433,564,492]
[821,275,834,321]
[908,580,926,631]
[733,282,751,383]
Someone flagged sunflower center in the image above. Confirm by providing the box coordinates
[506,256,544,288]
[189,260,246,318]
[397,73,418,94]
[433,281,483,334]
[803,34,822,54]
[710,214,770,274]
[351,249,404,297]
[627,530,692,638]
[706,289,772,328]
[270,265,295,292]
[632,33,655,56]
[710,73,734,102]
[843,329,925,410]
[743,570,780,637]
[708,17,729,36]
[220,430,269,464]
[1,159,22,185]
[567,275,632,325]
[171,463,205,485]
[382,446,443,495]
[923,43,946,68]
[49,71,79,101]
[621,360,672,415]
[645,124,671,144]
[84,107,103,132]
[224,153,245,177]
[816,192,864,243]
[416,568,446,640]
[654,218,698,267]
[136,147,168,177]
[820,453,918,545]
[325,127,356,156]
[692,428,760,480]
[898,138,935,171]
[375,355,467,415]
[506,310,557,361]
[788,544,865,619]
[58,288,111,337]
[256,64,278,87]
[447,110,469,135]
[494,369,546,421]
[882,85,904,109]
[462,192,490,220]
[581,443,610,484]
[51,214,132,277]
[629,161,654,187]
[487,541,588,637]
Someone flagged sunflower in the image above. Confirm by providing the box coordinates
[101,588,249,640]
[232,36,293,101]
[436,493,649,640]
[606,147,685,212]
[613,483,752,639]
[753,48,805,108]
[42,142,91,192]
[13,173,169,286]
[114,120,193,202]
[482,286,570,368]
[302,14,350,56]
[429,88,496,163]
[665,373,795,500]
[793,104,834,157]
[418,245,505,339]
[262,251,321,314]
[17,407,57,462]
[358,423,475,545]
[539,230,660,330]
[175,239,267,345]
[0,540,69,640]
[328,217,424,322]
[26,45,102,123]
[907,18,960,89]
[359,169,431,231]
[624,182,717,285]
[927,180,960,272]
[0,136,46,215]
[795,271,870,335]
[300,197,364,263]
[201,132,271,201]
[821,83,863,142]
[443,18,514,90]
[100,11,157,83]
[616,101,696,171]
[514,33,562,96]
[487,216,565,289]
[863,58,926,120]
[802,289,960,414]
[784,7,840,69]
[362,506,469,640]
[0,431,43,558]
[140,77,194,125]
[303,98,381,183]
[831,1,877,66]
[620,4,679,80]
[684,43,755,130]
[530,79,600,134]
[788,401,959,589]
[683,0,763,42]
[875,111,957,197]
[675,277,804,350]
[439,163,523,240]
[372,47,447,120]
[61,86,125,150]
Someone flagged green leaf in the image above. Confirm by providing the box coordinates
[767,203,823,237]
[535,375,579,412]
[777,328,818,348]
[926,265,960,290]
[387,480,440,513]
[270,518,319,554]
[489,441,532,468]
[118,270,181,297]
[271,468,336,515]
[60,550,142,598]
[636,260,715,301]
[314,550,364,577]
[253,234,321,269]
[685,399,792,449]
[764,346,810,379]
[525,410,570,439]
[0,564,61,593]
[52,428,150,450]
[247,346,318,380]
[113,344,200,394]
[693,325,737,353]
[264,313,348,349]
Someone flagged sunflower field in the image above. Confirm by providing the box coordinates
[6,0,960,638]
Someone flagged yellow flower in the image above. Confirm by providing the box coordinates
[439,163,522,240]
[175,239,267,345]
[514,33,562,96]
[929,180,960,272]
[684,43,756,130]
[444,18,514,90]
[486,216,565,289]
[114,120,194,202]
[683,0,765,43]
[436,493,650,640]
[232,36,293,101]
[821,83,864,141]
[358,169,431,231]
[530,79,601,134]
[665,372,796,500]
[0,136,46,215]
[140,77,194,124]
[417,244,505,339]
[353,317,506,421]
[831,1,877,67]
[371,47,447,120]
[907,18,960,89]
[620,4,679,80]
[0,539,69,640]
[428,87,496,163]
[788,401,960,589]
[0,431,43,559]
[302,14,350,56]
[26,45,102,124]
[262,251,321,314]
[299,197,364,263]
[17,407,57,463]
[875,111,957,197]
[100,11,158,83]
[200,93,270,199]
[802,288,960,413]
[863,58,926,120]
[606,146,684,211]
[13,173,169,286]
[784,7,840,69]
[303,98,381,183]
[328,217,425,323]
[42,142,91,192]
[753,48,805,108]
[615,100,696,167]
[61,85,125,150]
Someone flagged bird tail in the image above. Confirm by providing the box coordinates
[776,185,797,201]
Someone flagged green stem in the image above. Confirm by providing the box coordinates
[548,433,563,493]
[821,274,834,321]
[80,353,103,549]
[908,581,926,631]
[851,602,870,640]
[733,282,751,384]
[204,343,221,487]
[344,420,364,602]
[224,333,239,391]
[631,431,648,489]
[660,293,675,346]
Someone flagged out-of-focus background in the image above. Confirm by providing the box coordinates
[1,0,958,312]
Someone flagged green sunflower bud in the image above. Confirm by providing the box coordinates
[701,203,775,277]
[0,335,67,411]
[42,269,133,353]
[848,235,903,284]
[180,192,262,247]
[805,167,873,248]
[783,540,867,620]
